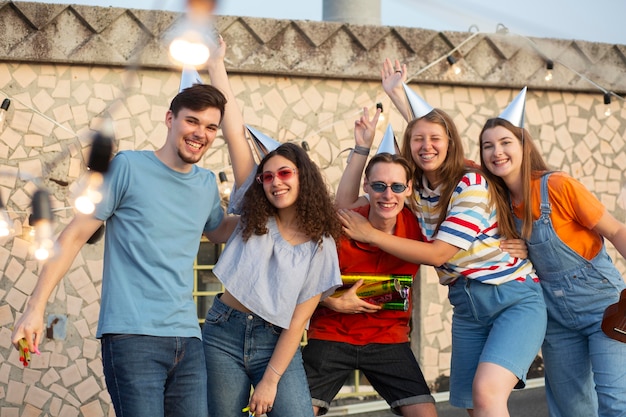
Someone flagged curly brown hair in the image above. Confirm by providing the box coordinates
[239,143,342,243]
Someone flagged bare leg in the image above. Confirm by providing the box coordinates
[400,402,438,417]
[471,362,518,417]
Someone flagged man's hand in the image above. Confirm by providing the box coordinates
[323,280,382,314]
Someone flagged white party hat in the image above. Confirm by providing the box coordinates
[498,87,527,128]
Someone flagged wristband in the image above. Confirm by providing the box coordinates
[267,363,283,377]
[353,145,370,156]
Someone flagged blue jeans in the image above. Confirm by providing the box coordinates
[101,334,207,417]
[202,294,314,417]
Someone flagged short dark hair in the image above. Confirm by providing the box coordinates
[169,84,227,122]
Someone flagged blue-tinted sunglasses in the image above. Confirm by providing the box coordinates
[369,181,408,193]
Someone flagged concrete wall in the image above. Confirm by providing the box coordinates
[1,1,625,415]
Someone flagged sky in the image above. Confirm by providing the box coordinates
[24,0,626,46]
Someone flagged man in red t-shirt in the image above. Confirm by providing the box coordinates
[303,153,437,417]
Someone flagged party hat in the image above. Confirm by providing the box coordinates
[376,124,399,155]
[403,83,434,120]
[498,87,527,128]
[179,66,204,92]
[245,125,281,159]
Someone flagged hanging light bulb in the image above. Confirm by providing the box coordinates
[447,55,462,75]
[376,102,385,122]
[544,60,554,82]
[73,130,113,214]
[30,189,58,261]
[604,93,612,117]
[0,192,13,237]
[0,98,10,132]
[168,0,217,67]
[218,171,231,206]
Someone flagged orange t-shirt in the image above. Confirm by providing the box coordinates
[307,205,422,345]
[512,172,605,260]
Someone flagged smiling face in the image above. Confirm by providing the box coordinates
[259,155,300,211]
[364,161,412,225]
[408,118,449,186]
[480,125,523,184]
[165,106,221,168]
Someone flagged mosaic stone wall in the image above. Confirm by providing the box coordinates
[1,1,625,416]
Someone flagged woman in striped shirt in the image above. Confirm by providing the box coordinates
[337,59,547,417]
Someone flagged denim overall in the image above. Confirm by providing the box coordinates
[514,173,626,417]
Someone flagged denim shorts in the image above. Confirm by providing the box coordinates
[302,339,435,416]
[101,334,207,417]
[202,294,314,417]
[447,277,547,409]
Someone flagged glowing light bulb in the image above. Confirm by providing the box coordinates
[0,193,13,237]
[74,172,104,214]
[73,130,113,214]
[544,60,554,82]
[446,56,461,75]
[30,189,58,261]
[0,211,12,237]
[604,93,612,117]
[168,0,217,67]
[218,171,231,205]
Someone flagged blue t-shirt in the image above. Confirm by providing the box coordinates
[94,150,224,338]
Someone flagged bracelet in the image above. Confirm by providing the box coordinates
[353,145,370,156]
[267,363,283,377]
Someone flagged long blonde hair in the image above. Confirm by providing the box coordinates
[479,118,549,239]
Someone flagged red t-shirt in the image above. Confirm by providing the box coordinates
[307,205,423,345]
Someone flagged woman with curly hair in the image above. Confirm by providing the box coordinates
[202,36,342,417]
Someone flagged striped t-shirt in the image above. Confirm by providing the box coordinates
[416,172,536,285]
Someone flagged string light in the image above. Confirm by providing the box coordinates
[0,98,9,132]
[218,171,232,205]
[73,129,114,214]
[446,55,462,75]
[604,93,612,117]
[0,192,13,237]
[168,0,217,67]
[545,60,554,81]
[30,189,58,261]
[376,102,385,122]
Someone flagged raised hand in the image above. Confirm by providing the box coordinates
[354,106,381,149]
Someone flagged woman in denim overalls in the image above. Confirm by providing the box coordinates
[480,111,626,417]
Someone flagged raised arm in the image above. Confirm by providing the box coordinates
[381,58,412,122]
[335,106,381,209]
[206,36,255,186]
